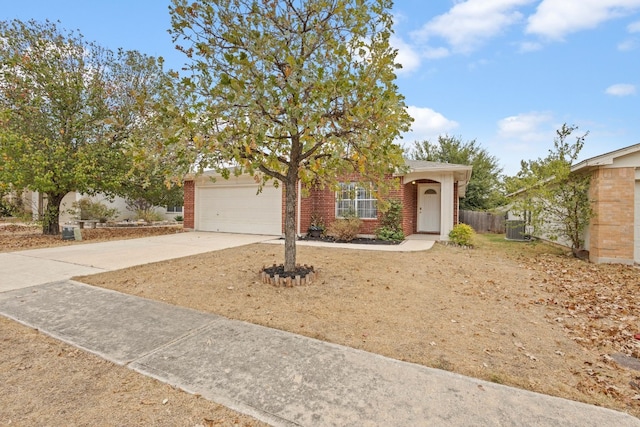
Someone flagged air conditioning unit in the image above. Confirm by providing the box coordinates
[505,220,527,241]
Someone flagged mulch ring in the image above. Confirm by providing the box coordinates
[261,264,316,287]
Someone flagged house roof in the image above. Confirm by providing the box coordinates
[401,159,473,197]
[571,142,640,172]
[402,159,472,182]
[507,142,640,198]
[404,159,472,173]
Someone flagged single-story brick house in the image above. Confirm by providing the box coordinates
[183,160,473,240]
[571,143,640,265]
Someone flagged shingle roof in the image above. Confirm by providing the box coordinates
[404,159,472,171]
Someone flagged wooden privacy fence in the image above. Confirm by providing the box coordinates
[460,210,505,234]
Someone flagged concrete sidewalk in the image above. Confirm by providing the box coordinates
[1,280,638,427]
[264,234,436,252]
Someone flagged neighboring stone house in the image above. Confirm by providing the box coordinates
[183,160,473,241]
[19,191,183,225]
[572,143,640,265]
[509,143,640,265]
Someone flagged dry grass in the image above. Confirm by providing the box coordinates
[3,225,640,421]
[77,234,640,418]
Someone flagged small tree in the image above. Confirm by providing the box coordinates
[506,124,592,251]
[169,0,412,272]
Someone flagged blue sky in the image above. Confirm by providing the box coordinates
[2,0,639,175]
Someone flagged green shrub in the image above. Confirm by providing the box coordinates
[174,215,184,222]
[376,226,404,242]
[72,198,119,222]
[0,196,15,217]
[449,223,475,247]
[135,208,164,223]
[375,199,404,241]
[0,190,29,219]
[327,216,362,242]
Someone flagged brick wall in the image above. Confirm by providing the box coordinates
[299,175,406,236]
[403,180,418,235]
[183,180,195,229]
[589,167,635,264]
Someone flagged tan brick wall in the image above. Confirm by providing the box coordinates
[589,167,635,264]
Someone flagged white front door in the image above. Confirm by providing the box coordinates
[417,184,441,233]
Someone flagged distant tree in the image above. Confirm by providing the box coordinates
[411,135,505,210]
[169,0,412,272]
[119,159,184,220]
[505,124,592,251]
[0,20,174,234]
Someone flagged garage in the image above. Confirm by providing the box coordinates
[195,174,282,235]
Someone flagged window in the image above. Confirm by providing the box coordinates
[166,206,183,213]
[336,183,377,219]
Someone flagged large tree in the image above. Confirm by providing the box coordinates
[0,20,172,234]
[169,0,412,272]
[412,135,505,210]
[505,124,592,251]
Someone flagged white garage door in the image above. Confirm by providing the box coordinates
[635,181,640,264]
[196,177,282,235]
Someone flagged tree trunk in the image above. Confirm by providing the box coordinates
[42,192,66,235]
[283,177,298,273]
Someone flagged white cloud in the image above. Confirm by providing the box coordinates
[616,19,640,51]
[527,0,640,40]
[518,41,543,52]
[494,112,558,173]
[618,38,638,50]
[629,20,640,32]
[402,106,459,143]
[412,0,534,53]
[497,111,554,142]
[424,46,451,59]
[391,35,421,75]
[605,83,637,96]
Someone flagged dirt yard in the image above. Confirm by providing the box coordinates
[0,222,184,253]
[2,225,640,423]
[1,223,267,426]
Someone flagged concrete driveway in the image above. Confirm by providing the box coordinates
[0,232,276,293]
